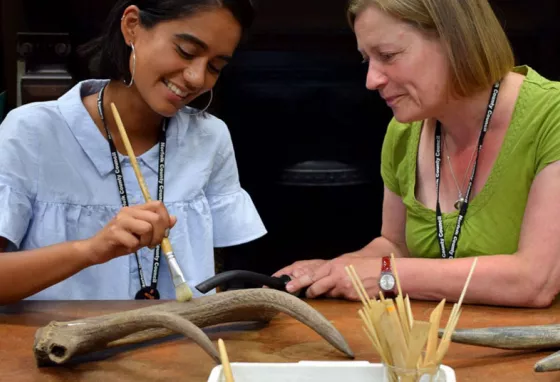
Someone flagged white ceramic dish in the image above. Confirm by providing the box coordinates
[207,361,456,382]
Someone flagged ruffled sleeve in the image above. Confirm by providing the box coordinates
[205,122,266,247]
[0,108,38,248]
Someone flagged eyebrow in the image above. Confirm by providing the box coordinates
[174,33,232,62]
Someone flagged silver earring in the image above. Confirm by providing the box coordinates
[124,42,136,88]
[183,89,213,116]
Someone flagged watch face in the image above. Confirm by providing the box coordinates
[379,274,395,291]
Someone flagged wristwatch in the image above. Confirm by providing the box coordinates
[378,256,396,299]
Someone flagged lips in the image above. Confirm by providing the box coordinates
[163,79,188,99]
[383,94,404,106]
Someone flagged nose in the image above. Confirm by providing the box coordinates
[183,60,206,91]
[365,62,388,91]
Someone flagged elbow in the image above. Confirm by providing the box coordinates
[0,297,23,306]
[0,291,26,306]
[527,291,555,308]
[504,254,557,308]
[520,275,557,308]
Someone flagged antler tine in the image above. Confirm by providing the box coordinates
[34,288,354,366]
[437,324,560,350]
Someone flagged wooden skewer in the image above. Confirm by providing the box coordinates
[378,291,386,302]
[218,338,235,382]
[363,325,397,382]
[390,253,403,296]
[435,307,462,364]
[390,253,411,342]
[435,257,478,364]
[345,266,369,308]
[361,322,383,359]
[349,265,373,306]
[455,257,478,310]
[404,295,414,329]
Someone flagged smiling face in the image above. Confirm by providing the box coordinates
[354,5,450,123]
[122,6,242,117]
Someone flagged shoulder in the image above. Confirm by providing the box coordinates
[382,117,421,163]
[513,66,560,133]
[0,101,63,143]
[175,110,233,152]
[515,66,560,117]
[512,66,560,173]
[0,79,100,140]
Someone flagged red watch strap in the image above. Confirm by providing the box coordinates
[381,256,392,272]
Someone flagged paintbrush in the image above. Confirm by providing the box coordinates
[110,102,193,302]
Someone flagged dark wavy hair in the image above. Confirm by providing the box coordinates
[80,0,255,84]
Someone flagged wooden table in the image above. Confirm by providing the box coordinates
[1,298,560,381]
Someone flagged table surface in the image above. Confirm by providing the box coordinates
[1,297,560,381]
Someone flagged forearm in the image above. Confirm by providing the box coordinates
[352,236,408,258]
[0,240,92,304]
[394,254,550,308]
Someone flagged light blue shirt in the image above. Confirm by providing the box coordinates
[0,80,267,300]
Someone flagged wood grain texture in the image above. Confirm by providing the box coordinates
[2,297,560,381]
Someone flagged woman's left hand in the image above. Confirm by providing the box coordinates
[285,253,381,300]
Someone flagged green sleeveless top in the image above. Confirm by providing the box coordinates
[381,66,560,258]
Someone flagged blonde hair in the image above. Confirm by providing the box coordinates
[347,0,514,97]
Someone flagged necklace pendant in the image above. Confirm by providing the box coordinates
[454,197,465,211]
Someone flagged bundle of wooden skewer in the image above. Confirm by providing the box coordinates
[345,254,478,382]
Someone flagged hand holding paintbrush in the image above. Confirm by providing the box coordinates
[110,102,193,302]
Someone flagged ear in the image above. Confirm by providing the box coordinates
[120,5,142,46]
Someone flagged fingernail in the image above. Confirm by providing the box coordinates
[164,228,170,237]
[286,283,295,293]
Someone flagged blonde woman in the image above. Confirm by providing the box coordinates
[274,0,560,308]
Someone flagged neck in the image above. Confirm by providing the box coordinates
[434,81,502,153]
[101,81,163,151]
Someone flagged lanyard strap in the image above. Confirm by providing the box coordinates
[434,81,500,259]
[97,84,168,289]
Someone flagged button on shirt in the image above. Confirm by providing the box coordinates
[0,79,267,300]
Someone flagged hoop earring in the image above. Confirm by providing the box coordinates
[124,42,136,88]
[183,89,213,116]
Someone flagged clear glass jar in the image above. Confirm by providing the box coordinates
[382,363,446,382]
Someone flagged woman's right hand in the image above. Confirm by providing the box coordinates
[83,201,177,265]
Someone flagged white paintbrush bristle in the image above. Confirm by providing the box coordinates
[175,282,193,302]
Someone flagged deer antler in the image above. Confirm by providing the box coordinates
[438,324,560,372]
[34,288,354,366]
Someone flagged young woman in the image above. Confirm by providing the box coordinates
[0,0,266,303]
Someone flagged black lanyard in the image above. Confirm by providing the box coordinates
[97,84,168,299]
[434,82,500,259]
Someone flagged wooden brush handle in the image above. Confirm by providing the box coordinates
[110,103,153,203]
[161,237,173,255]
[110,103,174,255]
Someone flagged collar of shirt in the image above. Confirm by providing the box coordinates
[56,79,187,177]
